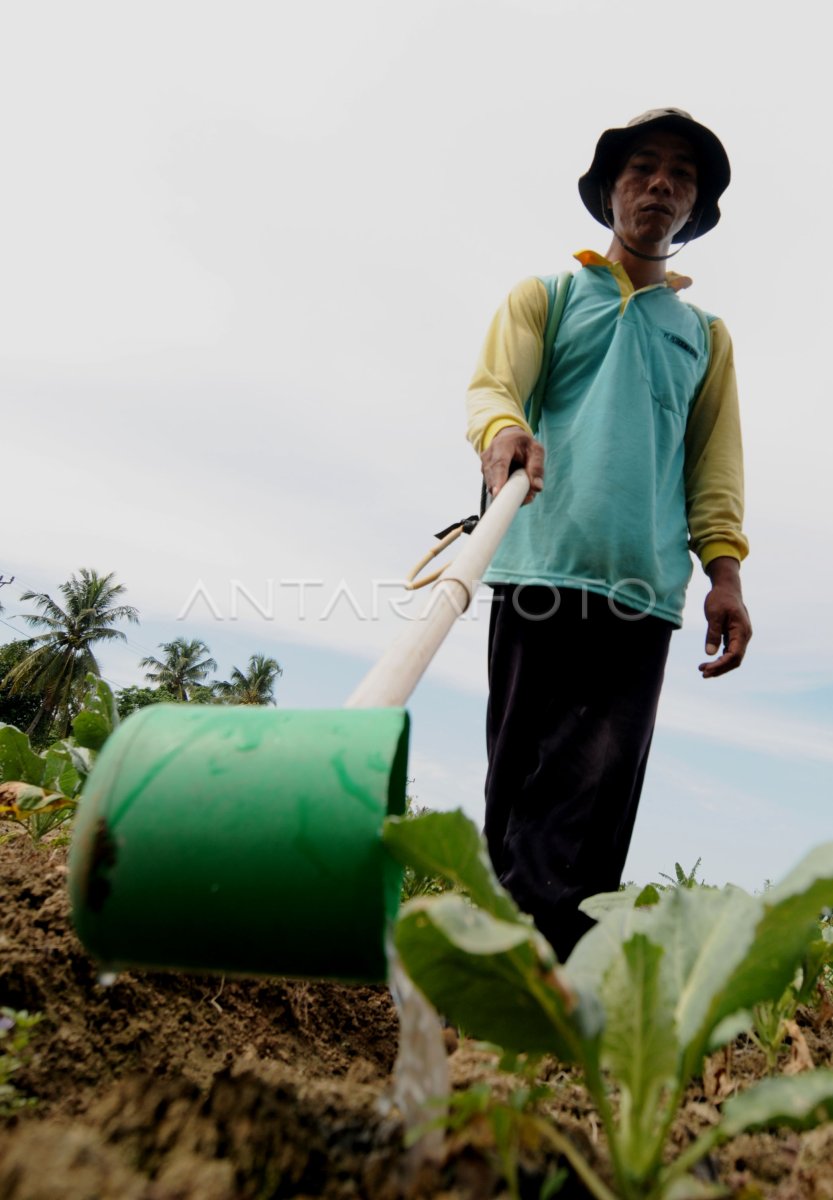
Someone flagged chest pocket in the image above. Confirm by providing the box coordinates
[645,323,708,418]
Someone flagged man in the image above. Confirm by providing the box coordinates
[466,109,752,960]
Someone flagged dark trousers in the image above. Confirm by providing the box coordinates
[485,585,672,961]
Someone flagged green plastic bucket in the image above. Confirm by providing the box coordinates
[68,704,409,982]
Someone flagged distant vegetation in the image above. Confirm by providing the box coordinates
[0,568,283,748]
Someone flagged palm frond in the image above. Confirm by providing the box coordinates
[7,569,139,737]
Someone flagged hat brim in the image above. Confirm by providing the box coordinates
[578,113,730,243]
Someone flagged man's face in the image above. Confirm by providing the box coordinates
[609,131,698,248]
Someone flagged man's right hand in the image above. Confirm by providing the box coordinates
[480,426,545,506]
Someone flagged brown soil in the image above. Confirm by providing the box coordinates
[2,827,833,1199]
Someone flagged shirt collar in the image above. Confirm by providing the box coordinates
[573,249,692,294]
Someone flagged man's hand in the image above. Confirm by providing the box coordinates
[480,426,545,506]
[699,556,752,678]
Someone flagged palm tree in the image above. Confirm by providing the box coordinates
[215,653,282,706]
[4,568,139,738]
[140,638,218,701]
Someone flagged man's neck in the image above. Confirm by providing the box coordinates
[604,237,669,290]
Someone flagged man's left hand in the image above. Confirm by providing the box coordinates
[699,556,752,678]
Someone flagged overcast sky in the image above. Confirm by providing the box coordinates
[2,0,831,892]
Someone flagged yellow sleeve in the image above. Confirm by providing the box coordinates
[465,277,549,453]
[684,318,750,569]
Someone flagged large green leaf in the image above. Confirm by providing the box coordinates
[688,843,833,1073]
[383,809,520,923]
[655,887,761,1065]
[72,675,118,751]
[394,893,598,1061]
[661,1067,833,1195]
[568,857,833,1084]
[566,886,760,1040]
[579,886,648,920]
[0,781,51,811]
[0,780,75,814]
[707,1010,753,1052]
[564,901,644,994]
[601,934,679,1177]
[0,725,47,786]
[796,931,833,1005]
[63,742,93,778]
[719,1069,833,1138]
[41,743,83,798]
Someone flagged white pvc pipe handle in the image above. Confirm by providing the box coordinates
[346,470,529,709]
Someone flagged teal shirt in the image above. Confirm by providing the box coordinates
[483,262,713,625]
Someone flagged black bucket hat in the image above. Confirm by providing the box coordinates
[578,108,731,244]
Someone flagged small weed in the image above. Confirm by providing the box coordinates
[0,1007,42,1116]
[399,798,455,903]
[751,923,833,1070]
[25,807,76,844]
[413,1052,570,1200]
[656,857,704,890]
[43,830,73,849]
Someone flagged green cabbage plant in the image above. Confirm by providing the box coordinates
[0,675,117,838]
[383,811,833,1200]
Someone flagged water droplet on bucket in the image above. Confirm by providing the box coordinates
[97,971,118,988]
